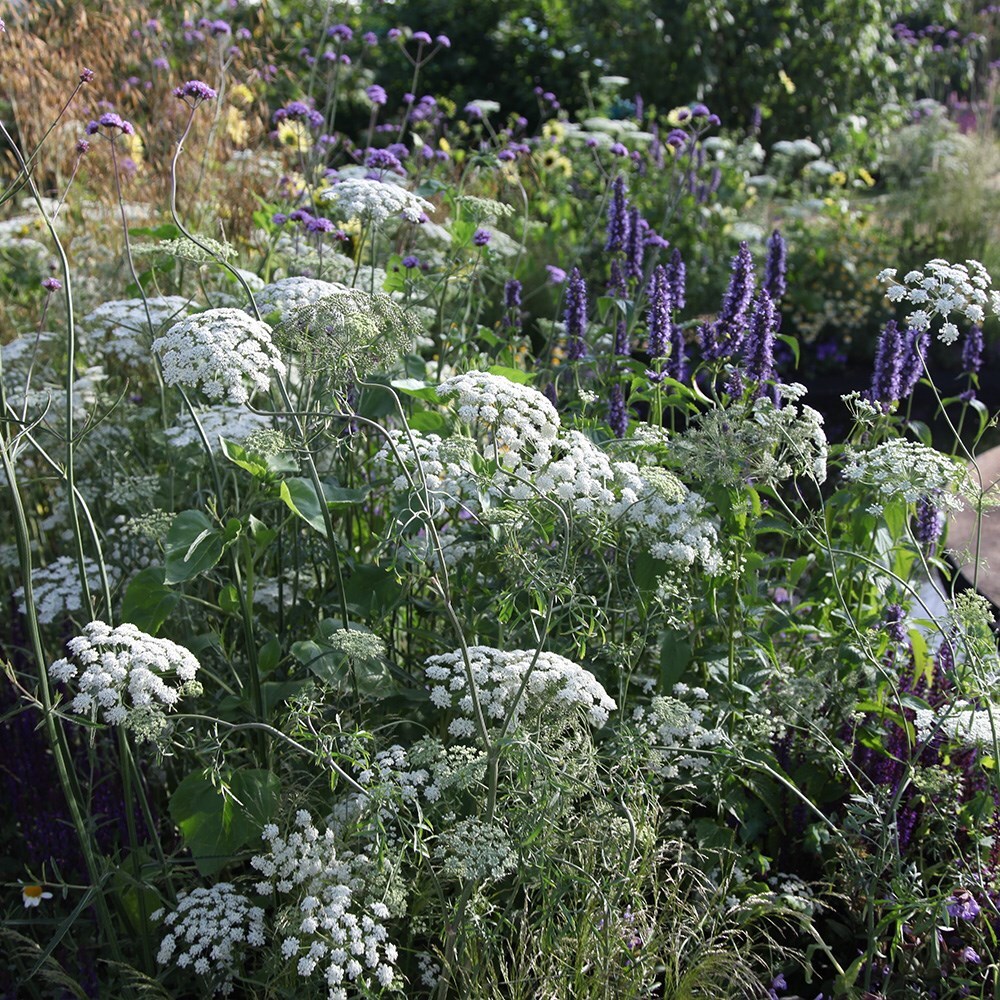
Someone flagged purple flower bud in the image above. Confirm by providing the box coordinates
[608,382,628,438]
[402,255,420,269]
[271,212,288,225]
[80,68,95,83]
[41,277,62,292]
[412,30,432,45]
[546,265,567,284]
[884,604,907,643]
[365,84,387,106]
[328,24,353,41]
[473,228,491,246]
[363,32,378,46]
[962,324,983,376]
[236,27,252,41]
[763,229,787,301]
[609,142,628,157]
[667,247,686,312]
[435,34,451,47]
[564,266,588,361]
[76,139,90,155]
[388,28,402,41]
[173,79,218,102]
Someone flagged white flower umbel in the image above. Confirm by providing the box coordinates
[424,646,617,738]
[165,404,272,450]
[250,812,398,997]
[319,177,432,226]
[153,883,265,995]
[914,703,1000,749]
[152,308,286,404]
[877,259,1000,344]
[532,431,617,514]
[841,439,969,511]
[436,371,560,475]
[252,276,350,319]
[48,621,201,731]
[14,556,103,624]
[632,692,728,778]
[82,296,191,364]
[374,428,480,507]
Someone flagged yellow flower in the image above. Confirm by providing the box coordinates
[542,120,565,142]
[121,131,145,171]
[666,107,691,127]
[778,69,796,95]
[830,171,847,187]
[22,885,53,908]
[225,106,249,147]
[276,119,312,153]
[229,83,254,108]
[438,137,451,154]
[858,167,876,187]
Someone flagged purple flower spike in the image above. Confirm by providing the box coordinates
[742,289,778,395]
[947,890,981,922]
[914,495,944,546]
[763,229,787,301]
[503,279,522,329]
[962,324,983,376]
[645,265,672,360]
[173,79,218,102]
[667,247,686,312]
[605,174,630,253]
[701,241,755,361]
[898,327,929,397]
[869,319,904,412]
[884,604,907,643]
[625,207,646,282]
[564,266,588,361]
[608,382,628,438]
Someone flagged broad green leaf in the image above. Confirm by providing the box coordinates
[279,478,328,535]
[164,510,225,585]
[121,568,179,634]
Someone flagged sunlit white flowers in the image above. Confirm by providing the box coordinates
[319,177,432,225]
[22,885,54,908]
[424,646,617,737]
[877,259,1000,344]
[152,307,286,403]
[48,621,201,732]
[153,883,265,995]
[13,556,103,624]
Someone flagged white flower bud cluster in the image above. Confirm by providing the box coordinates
[424,646,617,738]
[914,703,1000,748]
[373,429,480,505]
[437,371,560,476]
[48,620,200,728]
[531,430,616,513]
[842,439,968,511]
[252,276,349,319]
[82,295,191,363]
[877,259,1000,344]
[434,817,515,882]
[320,177,433,225]
[631,691,727,779]
[250,811,398,997]
[14,555,103,624]
[152,883,265,994]
[152,307,287,404]
[164,404,272,450]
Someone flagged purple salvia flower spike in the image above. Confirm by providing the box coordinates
[962,324,983,376]
[608,382,628,438]
[742,289,778,396]
[898,327,929,398]
[869,319,904,412]
[763,229,787,301]
[625,207,646,281]
[645,265,672,360]
[667,247,686,312]
[605,174,630,253]
[564,267,588,362]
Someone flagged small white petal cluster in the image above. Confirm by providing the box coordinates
[14,556,103,624]
[153,883,265,994]
[252,276,349,319]
[165,404,272,449]
[531,431,617,513]
[877,259,1000,344]
[434,817,515,882]
[631,691,727,778]
[841,439,968,511]
[373,429,480,504]
[613,465,722,573]
[424,646,617,738]
[437,371,560,475]
[48,621,200,727]
[914,703,1000,748]
[152,308,286,404]
[319,177,433,225]
[82,296,191,363]
[250,812,398,998]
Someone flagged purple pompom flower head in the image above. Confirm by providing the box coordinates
[366,84,387,106]
[328,24,353,41]
[473,228,491,247]
[503,279,522,329]
[546,265,567,285]
[76,139,90,155]
[41,277,62,293]
[412,30,432,45]
[564,267,588,361]
[85,112,135,136]
[79,68,95,83]
[173,80,218,103]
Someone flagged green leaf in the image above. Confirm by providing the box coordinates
[120,568,179,634]
[486,365,535,385]
[163,510,225,585]
[279,478,328,535]
[407,410,447,433]
[660,630,693,689]
[390,378,440,402]
[169,769,280,876]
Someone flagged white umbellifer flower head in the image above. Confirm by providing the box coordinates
[319,177,433,226]
[13,556,104,624]
[877,258,1000,344]
[250,813,398,993]
[82,296,191,364]
[841,439,969,511]
[252,276,350,319]
[424,646,617,737]
[152,307,286,403]
[436,371,561,474]
[165,404,272,450]
[533,431,617,515]
[48,621,201,734]
[153,882,265,996]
